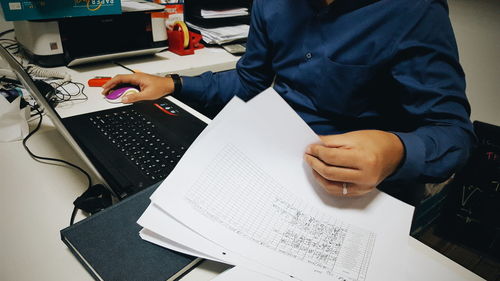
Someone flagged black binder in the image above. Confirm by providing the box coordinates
[437,121,500,259]
[60,183,201,281]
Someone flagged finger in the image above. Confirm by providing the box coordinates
[319,134,354,148]
[354,187,374,196]
[311,170,343,195]
[101,76,121,93]
[101,74,138,95]
[311,171,366,197]
[304,154,362,183]
[307,144,362,169]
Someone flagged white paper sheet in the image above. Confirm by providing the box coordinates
[0,96,29,142]
[143,88,414,281]
[138,203,295,281]
[210,238,486,281]
[405,237,485,281]
[201,8,248,19]
[186,22,249,45]
[139,228,216,261]
[212,266,279,281]
[138,203,225,262]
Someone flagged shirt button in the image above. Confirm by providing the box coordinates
[305,52,312,60]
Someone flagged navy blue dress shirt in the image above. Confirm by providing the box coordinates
[177,0,475,184]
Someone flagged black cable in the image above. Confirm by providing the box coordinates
[70,207,79,226]
[50,80,88,104]
[0,30,19,54]
[113,61,136,73]
[0,39,17,45]
[4,42,18,49]
[0,29,14,38]
[22,105,92,225]
[2,42,19,54]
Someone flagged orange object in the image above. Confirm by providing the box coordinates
[88,77,112,87]
[167,21,204,56]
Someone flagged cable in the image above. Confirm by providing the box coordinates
[22,105,92,225]
[50,80,88,104]
[0,29,14,38]
[26,64,71,82]
[0,36,70,82]
[0,29,17,52]
[113,61,136,73]
[0,38,20,55]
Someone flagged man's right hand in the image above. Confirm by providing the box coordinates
[101,73,175,103]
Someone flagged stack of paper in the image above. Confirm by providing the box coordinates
[138,88,415,280]
[186,22,249,45]
[201,8,249,19]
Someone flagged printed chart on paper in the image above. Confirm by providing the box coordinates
[184,144,376,281]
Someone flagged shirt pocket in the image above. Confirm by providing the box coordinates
[309,58,378,117]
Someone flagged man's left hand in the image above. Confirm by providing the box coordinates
[304,130,404,197]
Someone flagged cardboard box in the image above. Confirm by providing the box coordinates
[150,1,184,30]
[1,0,122,21]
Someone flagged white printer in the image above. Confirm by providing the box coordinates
[13,1,168,67]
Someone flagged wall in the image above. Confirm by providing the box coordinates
[449,0,500,126]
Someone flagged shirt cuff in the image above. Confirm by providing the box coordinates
[385,132,426,182]
[173,76,205,103]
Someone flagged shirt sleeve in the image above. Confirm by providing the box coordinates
[386,1,476,183]
[175,0,274,108]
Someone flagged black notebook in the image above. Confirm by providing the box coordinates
[60,183,201,281]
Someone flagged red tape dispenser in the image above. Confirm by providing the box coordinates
[167,21,204,56]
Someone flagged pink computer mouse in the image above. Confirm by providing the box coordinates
[105,86,139,103]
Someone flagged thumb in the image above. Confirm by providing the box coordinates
[121,92,141,104]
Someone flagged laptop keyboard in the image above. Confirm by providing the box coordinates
[89,109,186,182]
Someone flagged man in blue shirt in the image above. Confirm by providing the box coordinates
[103,0,475,203]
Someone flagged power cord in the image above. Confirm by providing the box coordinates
[112,61,136,73]
[23,104,112,226]
[0,29,18,54]
[0,40,19,54]
[0,29,71,82]
[4,32,114,223]
[50,80,88,104]
[26,64,71,82]
[0,29,14,38]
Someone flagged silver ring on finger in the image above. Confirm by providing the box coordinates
[342,182,348,195]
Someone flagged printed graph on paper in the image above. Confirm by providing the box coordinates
[184,144,376,281]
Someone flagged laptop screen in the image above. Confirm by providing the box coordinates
[0,46,63,124]
[0,45,107,184]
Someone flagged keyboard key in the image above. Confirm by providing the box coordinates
[90,108,187,182]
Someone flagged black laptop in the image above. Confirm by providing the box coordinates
[0,45,206,198]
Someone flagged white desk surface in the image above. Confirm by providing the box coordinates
[0,48,484,281]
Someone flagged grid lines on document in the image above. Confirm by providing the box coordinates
[184,144,373,280]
